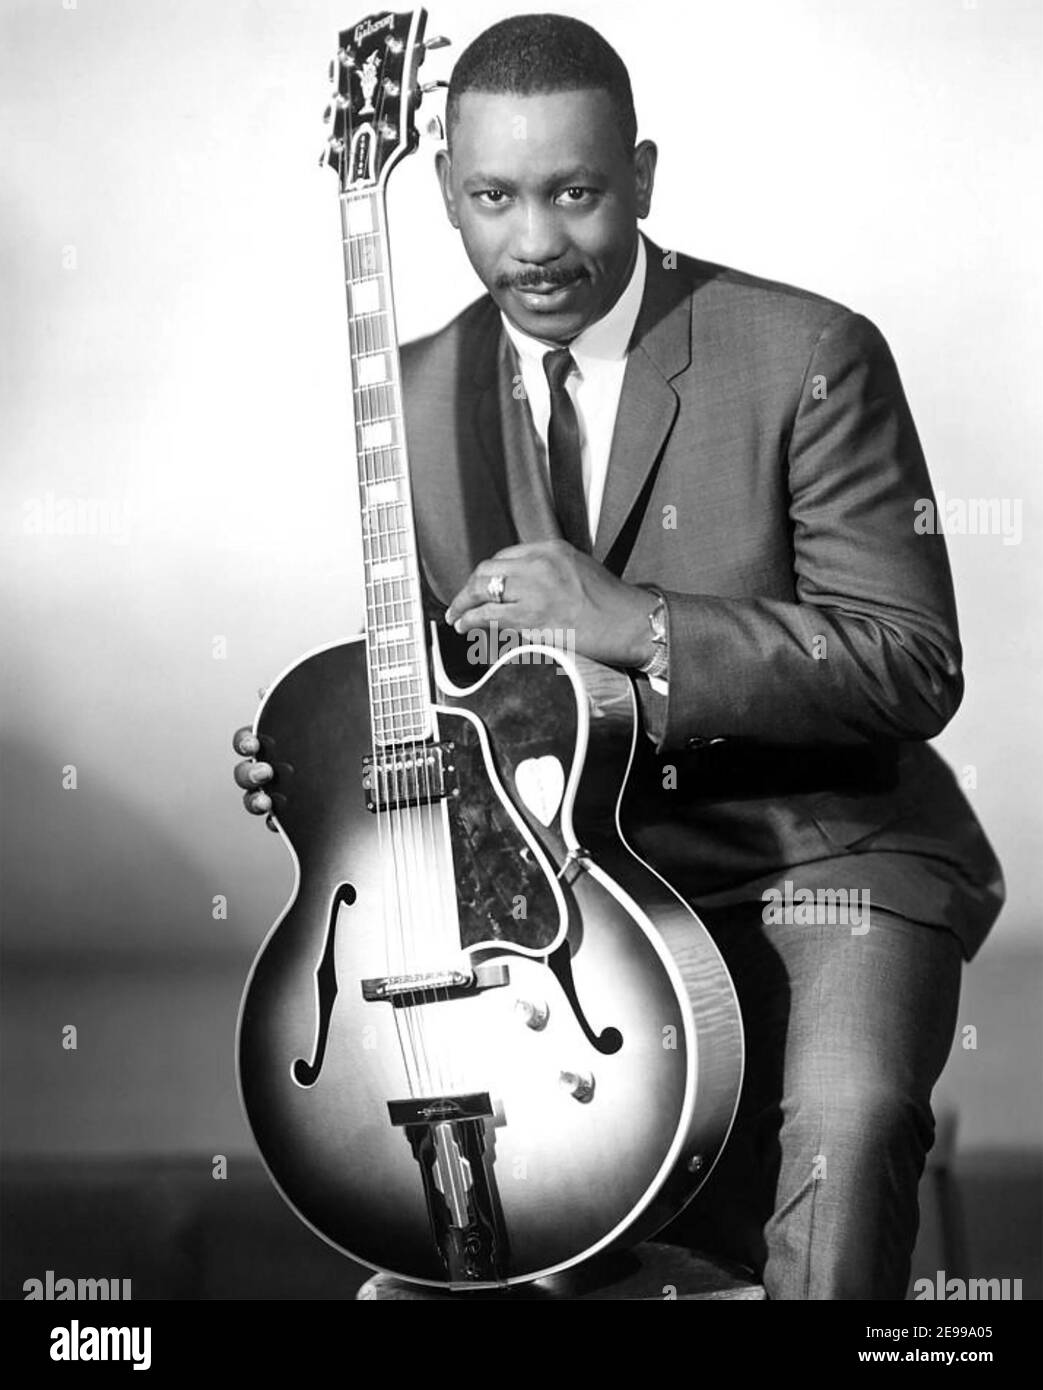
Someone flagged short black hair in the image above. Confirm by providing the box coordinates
[446,13,637,159]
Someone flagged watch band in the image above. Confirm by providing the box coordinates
[638,588,669,680]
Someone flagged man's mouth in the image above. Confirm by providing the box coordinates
[510,278,585,310]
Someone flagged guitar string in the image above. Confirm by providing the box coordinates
[374,186,461,1098]
[360,179,453,1101]
[348,201,417,1095]
[367,181,444,1101]
[367,79,443,1100]
[347,96,467,1105]
[363,325,430,1097]
[347,194,427,1097]
[362,224,434,1101]
[371,186,455,1099]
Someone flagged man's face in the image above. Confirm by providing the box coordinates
[436,88,656,344]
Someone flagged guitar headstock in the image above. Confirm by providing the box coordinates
[321,9,449,192]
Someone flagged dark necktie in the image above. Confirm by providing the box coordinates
[542,347,591,553]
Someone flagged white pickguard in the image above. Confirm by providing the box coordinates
[514,755,565,827]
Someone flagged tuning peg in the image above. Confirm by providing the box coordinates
[329,49,353,80]
[323,94,346,123]
[420,80,449,94]
[424,35,451,50]
[426,114,445,140]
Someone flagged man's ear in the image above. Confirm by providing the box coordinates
[633,139,658,221]
[434,149,459,229]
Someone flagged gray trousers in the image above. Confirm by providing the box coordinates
[662,901,964,1300]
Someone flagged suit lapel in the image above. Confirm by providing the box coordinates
[593,235,693,563]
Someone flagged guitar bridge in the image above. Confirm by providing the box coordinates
[362,962,510,1005]
[362,741,455,813]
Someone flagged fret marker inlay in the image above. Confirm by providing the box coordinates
[351,279,382,315]
[345,199,374,235]
[363,481,400,505]
[357,353,388,385]
[371,559,406,580]
[361,421,394,449]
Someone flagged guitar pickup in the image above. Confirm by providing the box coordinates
[361,962,510,1004]
[362,741,455,812]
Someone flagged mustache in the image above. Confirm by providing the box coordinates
[498,266,589,290]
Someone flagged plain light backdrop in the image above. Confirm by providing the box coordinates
[2,0,1040,1156]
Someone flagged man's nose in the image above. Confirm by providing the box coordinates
[508,201,567,267]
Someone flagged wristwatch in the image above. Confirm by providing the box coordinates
[638,588,669,681]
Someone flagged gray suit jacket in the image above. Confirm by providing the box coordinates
[400,233,1004,959]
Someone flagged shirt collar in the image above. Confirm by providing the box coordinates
[500,233,647,369]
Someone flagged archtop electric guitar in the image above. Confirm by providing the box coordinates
[236,7,743,1289]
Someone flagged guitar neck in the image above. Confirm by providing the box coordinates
[342,187,433,747]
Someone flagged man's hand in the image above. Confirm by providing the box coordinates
[235,541,655,819]
[444,539,656,669]
[232,727,275,819]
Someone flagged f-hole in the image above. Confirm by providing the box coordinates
[548,941,623,1056]
[292,882,356,1086]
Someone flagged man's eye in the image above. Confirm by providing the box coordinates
[475,189,508,206]
[559,187,593,204]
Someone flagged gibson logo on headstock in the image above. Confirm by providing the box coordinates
[354,12,394,44]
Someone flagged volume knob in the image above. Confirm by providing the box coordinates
[516,998,549,1031]
[559,1069,595,1103]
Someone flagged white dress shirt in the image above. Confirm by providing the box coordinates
[500,234,647,543]
[500,236,666,689]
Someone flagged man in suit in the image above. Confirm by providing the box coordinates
[238,12,1004,1297]
[406,11,1006,1300]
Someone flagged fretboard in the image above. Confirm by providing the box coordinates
[341,188,433,748]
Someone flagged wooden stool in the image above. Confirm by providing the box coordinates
[357,1241,766,1301]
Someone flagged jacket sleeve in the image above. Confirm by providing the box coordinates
[656,309,963,751]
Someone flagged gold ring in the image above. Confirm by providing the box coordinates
[487,574,506,603]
